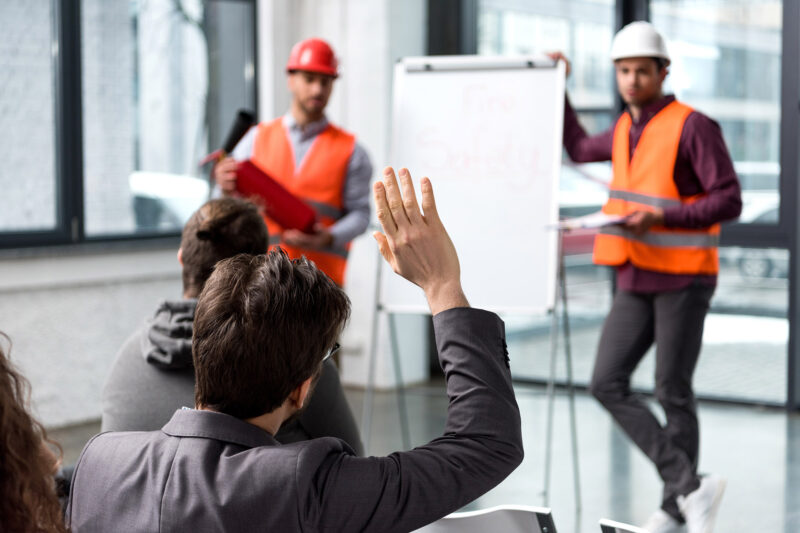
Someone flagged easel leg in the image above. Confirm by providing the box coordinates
[388,313,411,450]
[361,243,386,455]
[543,230,582,511]
[560,253,582,514]
[543,255,561,505]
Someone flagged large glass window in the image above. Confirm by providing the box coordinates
[82,0,256,236]
[652,0,783,225]
[0,0,57,232]
[0,0,255,246]
[476,0,789,405]
[478,0,615,109]
[647,0,786,404]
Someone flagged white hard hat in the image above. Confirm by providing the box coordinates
[610,21,670,62]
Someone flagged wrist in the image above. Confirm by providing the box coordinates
[424,280,469,315]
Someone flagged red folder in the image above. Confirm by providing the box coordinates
[235,160,317,233]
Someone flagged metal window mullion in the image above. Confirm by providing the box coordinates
[53,0,84,244]
[248,0,259,119]
[783,0,800,411]
[428,0,476,55]
[613,1,649,113]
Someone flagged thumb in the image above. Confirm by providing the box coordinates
[373,231,394,265]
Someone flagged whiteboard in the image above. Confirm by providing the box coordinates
[381,55,565,314]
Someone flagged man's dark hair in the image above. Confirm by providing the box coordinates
[181,197,268,297]
[193,251,350,418]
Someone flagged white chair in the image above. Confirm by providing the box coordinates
[412,504,557,533]
[599,518,650,533]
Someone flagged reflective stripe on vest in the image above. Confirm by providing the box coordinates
[592,100,720,275]
[305,199,344,220]
[598,225,720,248]
[251,119,355,285]
[607,190,682,209]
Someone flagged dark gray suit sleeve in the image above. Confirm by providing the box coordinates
[299,307,523,533]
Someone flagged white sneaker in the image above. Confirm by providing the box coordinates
[641,509,686,533]
[677,475,727,533]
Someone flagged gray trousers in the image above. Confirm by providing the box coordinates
[589,282,715,520]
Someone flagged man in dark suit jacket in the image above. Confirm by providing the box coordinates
[66,167,524,532]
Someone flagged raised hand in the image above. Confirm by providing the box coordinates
[373,167,468,315]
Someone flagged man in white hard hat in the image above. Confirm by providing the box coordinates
[549,21,741,533]
[213,38,371,288]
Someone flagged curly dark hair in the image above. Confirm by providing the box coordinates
[0,333,67,532]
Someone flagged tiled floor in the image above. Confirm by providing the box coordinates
[352,384,799,533]
[505,260,790,405]
[56,383,800,532]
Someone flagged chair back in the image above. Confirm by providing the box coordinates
[412,504,557,533]
[599,518,650,533]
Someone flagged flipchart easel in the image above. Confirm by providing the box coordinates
[359,55,580,511]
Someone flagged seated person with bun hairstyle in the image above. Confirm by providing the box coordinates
[101,197,363,454]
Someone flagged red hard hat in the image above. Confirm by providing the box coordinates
[286,38,338,77]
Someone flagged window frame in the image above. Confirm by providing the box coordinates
[0,0,258,250]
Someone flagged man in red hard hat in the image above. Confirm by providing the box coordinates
[213,38,371,287]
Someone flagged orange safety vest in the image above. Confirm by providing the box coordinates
[593,101,720,275]
[251,119,355,286]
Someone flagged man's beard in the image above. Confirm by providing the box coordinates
[301,99,325,118]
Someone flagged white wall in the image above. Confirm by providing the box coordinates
[0,248,182,427]
[256,0,429,388]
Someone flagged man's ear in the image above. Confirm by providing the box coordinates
[177,247,183,266]
[288,376,314,410]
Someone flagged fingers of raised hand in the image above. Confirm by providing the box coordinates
[397,168,422,223]
[374,179,398,235]
[420,177,440,224]
[382,167,411,226]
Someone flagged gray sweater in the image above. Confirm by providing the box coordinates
[101,299,363,454]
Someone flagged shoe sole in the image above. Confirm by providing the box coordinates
[701,478,727,533]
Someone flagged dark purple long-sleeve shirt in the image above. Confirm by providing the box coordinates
[563,94,742,292]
